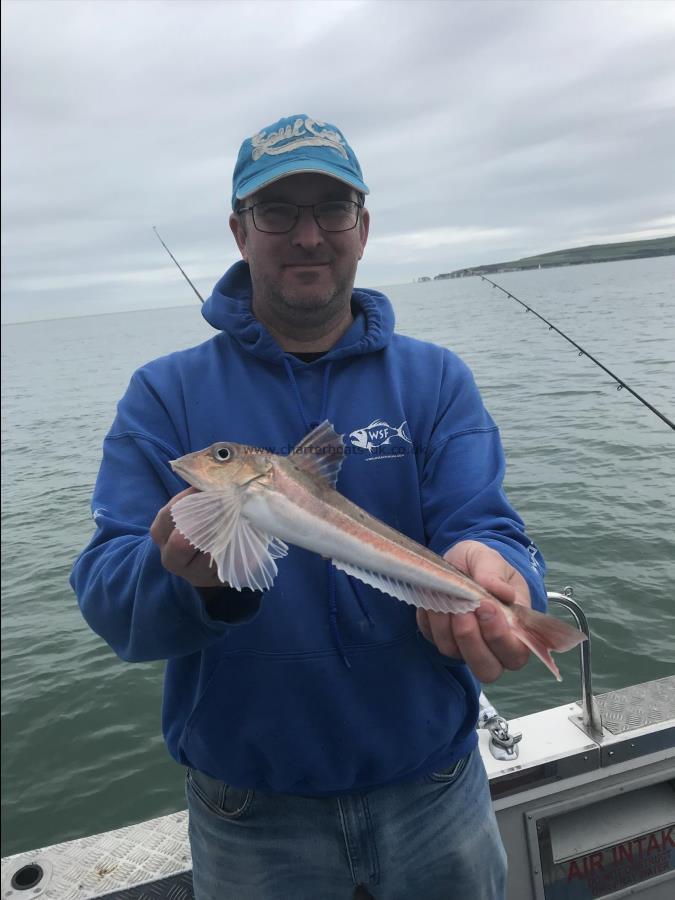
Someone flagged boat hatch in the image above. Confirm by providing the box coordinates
[527,780,674,899]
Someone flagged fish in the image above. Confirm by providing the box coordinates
[349,419,412,452]
[169,421,586,680]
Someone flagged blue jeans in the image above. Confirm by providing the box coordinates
[186,747,506,899]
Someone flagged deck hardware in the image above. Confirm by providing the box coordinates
[547,588,604,739]
[1,857,53,898]
[10,863,43,890]
[487,716,523,760]
[478,692,522,760]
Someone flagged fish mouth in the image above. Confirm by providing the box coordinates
[170,458,211,492]
[169,458,193,483]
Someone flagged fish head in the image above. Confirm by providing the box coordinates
[170,442,273,492]
[349,428,369,449]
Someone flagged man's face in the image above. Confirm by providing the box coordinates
[229,173,369,323]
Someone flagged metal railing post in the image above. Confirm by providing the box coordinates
[547,587,604,739]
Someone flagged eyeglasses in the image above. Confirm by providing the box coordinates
[238,200,363,234]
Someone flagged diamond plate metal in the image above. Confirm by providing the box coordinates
[594,675,675,735]
[1,811,191,900]
[97,871,194,899]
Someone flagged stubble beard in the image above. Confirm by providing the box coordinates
[252,268,355,335]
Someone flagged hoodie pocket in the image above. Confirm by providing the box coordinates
[179,632,475,794]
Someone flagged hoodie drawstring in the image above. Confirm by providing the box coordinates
[282,356,333,430]
[281,357,372,667]
[283,357,313,432]
[326,562,350,668]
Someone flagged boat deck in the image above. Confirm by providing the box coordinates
[595,676,675,734]
[2,676,673,900]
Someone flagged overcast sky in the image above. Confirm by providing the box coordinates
[2,0,674,323]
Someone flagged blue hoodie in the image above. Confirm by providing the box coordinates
[71,261,547,795]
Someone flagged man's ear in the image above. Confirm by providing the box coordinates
[229,212,249,261]
[358,207,370,260]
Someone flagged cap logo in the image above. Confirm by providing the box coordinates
[251,117,348,162]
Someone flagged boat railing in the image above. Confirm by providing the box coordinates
[547,587,604,739]
[480,586,604,758]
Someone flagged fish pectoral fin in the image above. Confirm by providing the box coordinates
[291,420,345,488]
[171,490,288,591]
[330,559,479,615]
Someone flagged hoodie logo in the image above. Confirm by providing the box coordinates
[349,419,412,454]
[528,543,543,574]
[251,118,348,161]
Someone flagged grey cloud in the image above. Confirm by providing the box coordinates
[2,0,674,322]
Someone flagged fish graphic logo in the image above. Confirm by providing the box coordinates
[349,419,413,453]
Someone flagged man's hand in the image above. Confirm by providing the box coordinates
[150,488,226,588]
[416,540,531,682]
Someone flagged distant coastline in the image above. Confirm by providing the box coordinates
[420,235,675,281]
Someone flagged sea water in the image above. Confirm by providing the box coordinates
[2,255,674,856]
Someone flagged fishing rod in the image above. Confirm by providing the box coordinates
[154,229,673,431]
[153,226,205,303]
[479,275,675,432]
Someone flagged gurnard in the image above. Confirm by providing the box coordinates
[169,421,585,679]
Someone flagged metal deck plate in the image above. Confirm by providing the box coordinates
[1,811,191,900]
[97,871,193,899]
[594,676,675,736]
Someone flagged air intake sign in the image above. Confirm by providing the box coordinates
[544,825,674,899]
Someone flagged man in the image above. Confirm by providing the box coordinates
[71,114,547,900]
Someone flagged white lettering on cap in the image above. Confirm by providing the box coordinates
[251,117,348,161]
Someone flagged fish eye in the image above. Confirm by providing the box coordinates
[212,445,231,462]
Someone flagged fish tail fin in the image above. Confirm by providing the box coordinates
[397,420,413,444]
[509,605,586,682]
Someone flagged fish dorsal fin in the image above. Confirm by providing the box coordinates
[290,420,345,488]
[171,488,288,591]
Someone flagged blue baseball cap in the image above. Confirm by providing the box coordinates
[231,114,369,209]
